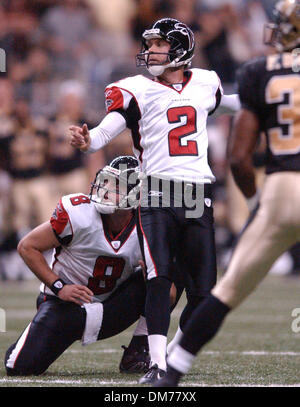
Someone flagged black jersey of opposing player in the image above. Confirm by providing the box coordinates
[236,52,300,174]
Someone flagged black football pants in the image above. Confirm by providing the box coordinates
[4,269,183,376]
[137,180,217,336]
[4,271,146,376]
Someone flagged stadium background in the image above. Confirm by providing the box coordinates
[1,0,300,388]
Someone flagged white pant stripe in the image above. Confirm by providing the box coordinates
[143,235,157,280]
[6,323,31,368]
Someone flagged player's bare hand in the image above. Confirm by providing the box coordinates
[69,123,91,152]
[58,284,93,305]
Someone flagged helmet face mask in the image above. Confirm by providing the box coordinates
[264,0,300,51]
[264,22,283,47]
[90,156,140,214]
[138,37,173,76]
[136,18,195,76]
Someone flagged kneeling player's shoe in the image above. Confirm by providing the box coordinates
[139,364,166,385]
[119,345,150,374]
[152,365,182,387]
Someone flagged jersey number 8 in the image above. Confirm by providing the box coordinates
[88,256,125,295]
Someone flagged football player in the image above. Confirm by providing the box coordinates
[154,0,300,387]
[4,156,155,375]
[69,18,240,384]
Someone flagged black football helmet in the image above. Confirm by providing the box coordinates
[136,18,195,76]
[264,0,300,51]
[90,156,140,213]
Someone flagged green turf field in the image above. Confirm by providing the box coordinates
[1,273,300,387]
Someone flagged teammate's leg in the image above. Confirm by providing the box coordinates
[167,203,217,355]
[137,205,178,378]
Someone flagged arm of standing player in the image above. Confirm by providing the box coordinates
[17,222,93,305]
[214,94,241,116]
[228,108,260,210]
[69,111,127,153]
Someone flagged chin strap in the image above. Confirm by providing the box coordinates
[147,51,190,77]
[147,65,167,76]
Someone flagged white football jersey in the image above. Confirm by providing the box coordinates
[104,68,223,183]
[41,193,142,302]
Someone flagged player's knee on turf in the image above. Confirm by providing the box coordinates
[5,342,45,376]
[5,298,85,376]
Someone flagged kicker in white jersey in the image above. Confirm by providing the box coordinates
[104,69,223,183]
[41,193,141,302]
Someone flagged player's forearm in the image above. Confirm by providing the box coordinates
[17,240,59,288]
[230,158,256,198]
[87,111,127,153]
[228,109,260,200]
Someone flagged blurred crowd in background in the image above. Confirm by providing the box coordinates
[0,0,299,280]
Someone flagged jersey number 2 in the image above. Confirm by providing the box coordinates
[88,256,125,295]
[167,106,198,156]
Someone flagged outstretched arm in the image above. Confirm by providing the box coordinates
[69,111,127,153]
[214,94,241,116]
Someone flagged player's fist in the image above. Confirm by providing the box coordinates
[69,123,91,152]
